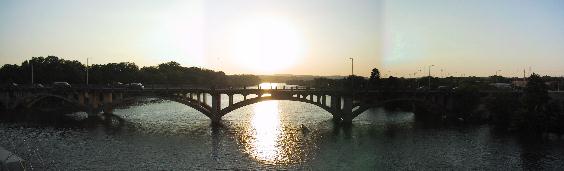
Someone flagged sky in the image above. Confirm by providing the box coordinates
[1,0,563,77]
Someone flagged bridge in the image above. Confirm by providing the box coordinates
[2,87,559,124]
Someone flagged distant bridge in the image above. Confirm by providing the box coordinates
[2,87,558,124]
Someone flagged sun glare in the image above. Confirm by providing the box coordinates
[229,16,305,74]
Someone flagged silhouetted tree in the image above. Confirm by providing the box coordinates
[369,68,380,80]
[521,73,551,132]
[523,73,550,110]
[369,68,381,89]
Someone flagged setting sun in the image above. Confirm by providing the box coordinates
[228,15,305,74]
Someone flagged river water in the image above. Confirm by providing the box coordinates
[1,85,564,170]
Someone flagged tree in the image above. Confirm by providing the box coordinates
[523,73,550,111]
[369,68,380,81]
[369,68,381,89]
[521,73,551,131]
[0,56,264,88]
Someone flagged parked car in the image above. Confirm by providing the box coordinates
[1,83,19,90]
[33,83,44,88]
[53,82,71,89]
[437,86,452,91]
[108,82,125,88]
[126,83,144,90]
[416,86,428,91]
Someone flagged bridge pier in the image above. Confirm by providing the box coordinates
[88,92,101,117]
[102,93,113,114]
[341,96,354,123]
[228,94,234,106]
[211,93,222,124]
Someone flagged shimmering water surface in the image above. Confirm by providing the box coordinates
[1,89,564,170]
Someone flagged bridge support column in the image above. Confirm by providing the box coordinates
[203,93,207,104]
[102,93,113,114]
[322,95,326,106]
[197,93,201,102]
[228,94,234,106]
[331,95,341,110]
[89,92,101,117]
[341,96,353,123]
[330,95,342,121]
[211,93,222,124]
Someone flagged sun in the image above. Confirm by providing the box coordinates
[229,16,305,74]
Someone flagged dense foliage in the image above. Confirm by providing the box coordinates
[0,56,260,87]
[289,68,564,134]
[485,73,563,133]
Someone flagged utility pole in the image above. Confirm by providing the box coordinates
[86,58,89,86]
[428,65,434,89]
[349,57,354,76]
[349,57,354,91]
[31,62,34,85]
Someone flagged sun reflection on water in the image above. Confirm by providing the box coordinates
[248,101,282,162]
[243,100,309,165]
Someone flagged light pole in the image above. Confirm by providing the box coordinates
[349,57,354,91]
[349,57,354,76]
[414,71,419,88]
[86,58,90,86]
[428,65,434,89]
[31,62,34,85]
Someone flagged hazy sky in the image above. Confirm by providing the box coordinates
[1,0,563,77]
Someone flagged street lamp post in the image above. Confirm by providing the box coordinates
[349,57,354,76]
[86,58,90,86]
[31,62,34,85]
[428,65,434,89]
[349,57,354,91]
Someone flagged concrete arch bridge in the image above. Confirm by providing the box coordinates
[0,87,518,123]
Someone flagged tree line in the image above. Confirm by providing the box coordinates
[0,56,261,87]
[289,68,564,134]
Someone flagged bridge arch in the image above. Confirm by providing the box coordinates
[220,95,336,118]
[352,98,448,118]
[117,94,214,118]
[12,93,85,110]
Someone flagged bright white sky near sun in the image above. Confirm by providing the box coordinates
[1,0,563,77]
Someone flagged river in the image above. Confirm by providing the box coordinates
[1,84,563,170]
